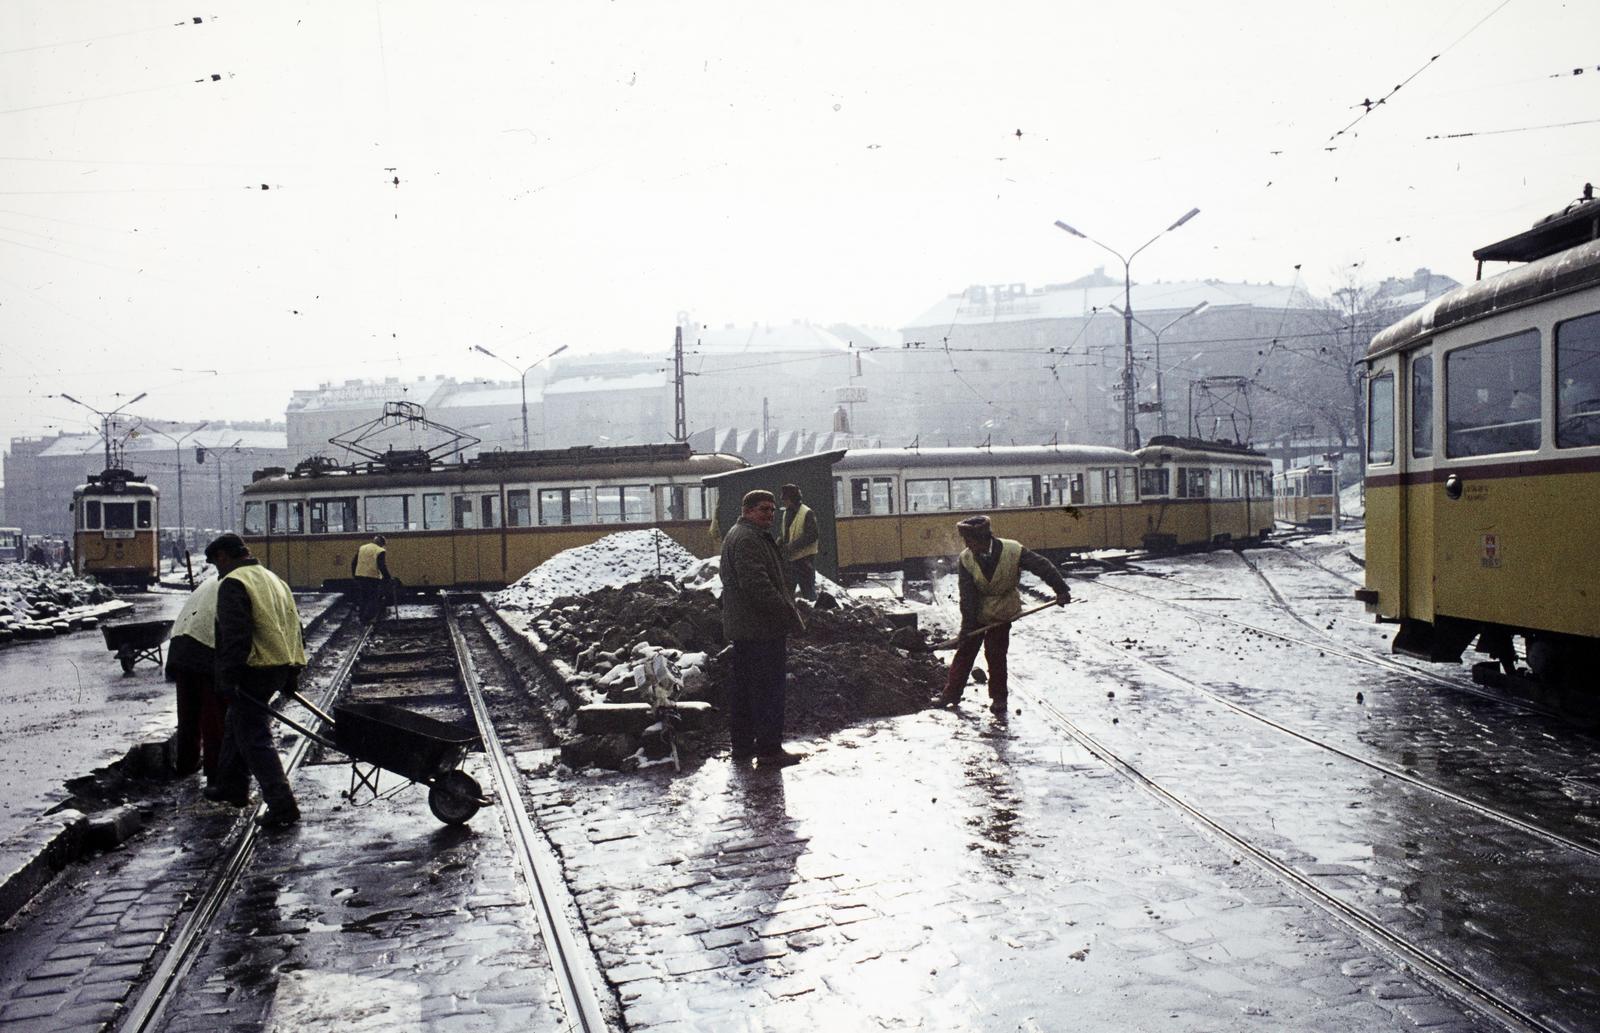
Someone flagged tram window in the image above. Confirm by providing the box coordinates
[1445,331,1540,456]
[308,498,357,534]
[136,501,153,529]
[1087,471,1107,505]
[1140,469,1170,497]
[906,479,950,512]
[1309,471,1334,495]
[850,478,872,515]
[423,493,448,530]
[1556,311,1600,448]
[82,500,101,530]
[364,496,407,533]
[506,490,532,528]
[480,494,501,529]
[538,489,562,525]
[269,501,304,534]
[657,485,704,521]
[243,502,265,536]
[104,502,135,531]
[996,476,1038,508]
[1411,352,1434,458]
[952,478,994,510]
[1178,468,1209,498]
[538,488,593,525]
[656,482,707,518]
[623,485,652,522]
[596,488,623,524]
[453,495,477,530]
[1367,371,1395,465]
[568,488,593,524]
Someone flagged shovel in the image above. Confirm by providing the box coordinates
[929,599,1064,651]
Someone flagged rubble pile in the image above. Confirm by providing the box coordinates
[522,575,944,770]
[0,563,121,643]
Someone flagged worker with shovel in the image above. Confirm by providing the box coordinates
[938,515,1071,715]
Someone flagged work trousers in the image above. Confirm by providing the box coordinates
[215,666,298,809]
[729,638,788,754]
[173,669,229,779]
[354,577,387,622]
[943,624,1011,701]
[790,557,817,601]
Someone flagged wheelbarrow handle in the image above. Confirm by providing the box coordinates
[284,686,335,727]
[234,690,339,751]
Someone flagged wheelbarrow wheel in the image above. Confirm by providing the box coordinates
[428,769,482,825]
[119,652,136,676]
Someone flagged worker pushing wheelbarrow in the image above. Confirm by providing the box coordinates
[247,686,492,826]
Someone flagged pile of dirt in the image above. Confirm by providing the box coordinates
[524,576,944,770]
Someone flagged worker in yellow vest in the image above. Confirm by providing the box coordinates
[350,534,391,622]
[202,533,308,829]
[779,483,819,601]
[939,514,1071,716]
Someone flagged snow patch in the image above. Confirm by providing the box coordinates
[493,529,700,611]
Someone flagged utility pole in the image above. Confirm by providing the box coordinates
[1055,208,1200,450]
[673,325,687,442]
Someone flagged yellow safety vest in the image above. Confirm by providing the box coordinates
[354,542,386,579]
[169,578,220,648]
[224,564,307,668]
[959,538,1023,625]
[785,502,818,561]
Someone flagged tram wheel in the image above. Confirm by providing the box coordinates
[428,769,483,825]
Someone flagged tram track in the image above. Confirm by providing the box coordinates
[115,598,613,1033]
[1018,685,1559,1033]
[1083,555,1565,722]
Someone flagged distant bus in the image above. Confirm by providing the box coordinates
[0,527,22,563]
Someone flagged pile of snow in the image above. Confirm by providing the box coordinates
[0,562,124,642]
[494,529,700,611]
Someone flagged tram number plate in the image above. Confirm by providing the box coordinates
[103,530,135,540]
[1480,533,1501,568]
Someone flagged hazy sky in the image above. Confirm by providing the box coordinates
[2,0,1596,453]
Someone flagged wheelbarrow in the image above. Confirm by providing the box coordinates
[256,688,492,826]
[101,619,175,675]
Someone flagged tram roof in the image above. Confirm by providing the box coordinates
[832,444,1136,471]
[242,449,745,495]
[1134,436,1270,464]
[1367,237,1600,360]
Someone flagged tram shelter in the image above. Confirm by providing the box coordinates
[703,450,846,584]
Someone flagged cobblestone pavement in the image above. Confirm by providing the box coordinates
[158,761,564,1033]
[528,706,1496,1033]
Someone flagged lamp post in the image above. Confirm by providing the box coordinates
[145,421,209,549]
[1054,208,1200,449]
[56,391,147,469]
[472,343,569,449]
[197,438,244,532]
[1113,301,1208,437]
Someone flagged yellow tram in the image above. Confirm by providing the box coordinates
[831,438,1272,572]
[240,443,743,590]
[1274,465,1339,530]
[71,469,160,588]
[1358,188,1600,695]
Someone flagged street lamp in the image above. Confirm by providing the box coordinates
[1112,300,1208,436]
[472,343,569,450]
[1055,207,1200,449]
[197,438,244,531]
[56,391,147,469]
[144,420,209,549]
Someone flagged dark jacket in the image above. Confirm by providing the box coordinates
[720,517,803,641]
[215,559,305,694]
[957,537,1069,628]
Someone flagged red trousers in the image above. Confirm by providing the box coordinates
[174,669,229,779]
[943,624,1010,700]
